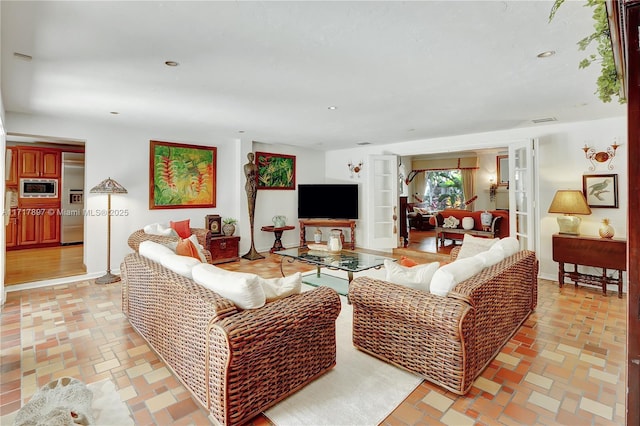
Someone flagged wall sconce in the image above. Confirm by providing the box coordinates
[582,140,620,171]
[348,161,363,178]
[489,178,497,202]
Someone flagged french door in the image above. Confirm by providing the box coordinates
[508,139,538,252]
[367,154,398,250]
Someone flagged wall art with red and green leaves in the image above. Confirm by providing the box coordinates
[149,140,216,209]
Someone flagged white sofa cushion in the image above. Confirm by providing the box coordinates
[161,254,201,279]
[383,259,440,292]
[258,273,302,302]
[430,256,485,296]
[192,264,266,310]
[139,240,175,263]
[457,234,498,259]
[473,249,505,268]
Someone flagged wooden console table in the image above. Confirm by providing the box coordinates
[434,216,501,248]
[299,219,356,250]
[552,234,626,298]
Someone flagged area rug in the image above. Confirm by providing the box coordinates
[264,285,423,426]
[4,379,133,426]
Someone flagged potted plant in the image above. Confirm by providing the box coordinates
[222,218,237,236]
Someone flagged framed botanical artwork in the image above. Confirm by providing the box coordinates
[149,140,217,209]
[255,151,296,190]
[582,173,618,208]
[205,214,222,236]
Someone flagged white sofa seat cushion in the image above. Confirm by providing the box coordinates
[259,273,302,302]
[192,264,266,310]
[160,254,201,279]
[457,234,498,259]
[139,240,175,264]
[383,259,440,292]
[430,256,485,296]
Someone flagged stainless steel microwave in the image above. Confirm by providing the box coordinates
[19,178,59,198]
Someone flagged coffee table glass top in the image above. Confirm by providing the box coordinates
[276,247,394,272]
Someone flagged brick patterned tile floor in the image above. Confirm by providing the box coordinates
[0,253,627,425]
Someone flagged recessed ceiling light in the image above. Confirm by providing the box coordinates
[164,60,179,67]
[13,52,33,61]
[537,50,556,58]
[109,111,120,115]
[238,130,245,133]
[328,106,338,110]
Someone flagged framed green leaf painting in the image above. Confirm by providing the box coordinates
[255,151,296,190]
[149,140,216,209]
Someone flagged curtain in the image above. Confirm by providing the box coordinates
[412,172,426,203]
[461,168,476,210]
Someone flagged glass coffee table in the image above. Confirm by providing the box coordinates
[275,247,394,296]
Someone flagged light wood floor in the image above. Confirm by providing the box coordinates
[4,244,86,285]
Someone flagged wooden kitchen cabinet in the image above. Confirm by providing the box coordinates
[5,209,18,248]
[16,206,61,247]
[18,148,61,178]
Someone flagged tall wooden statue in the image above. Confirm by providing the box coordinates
[242,152,264,260]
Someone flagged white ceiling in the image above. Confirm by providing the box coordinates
[1,1,626,151]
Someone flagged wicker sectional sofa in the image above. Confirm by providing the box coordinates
[348,246,538,395]
[121,237,341,425]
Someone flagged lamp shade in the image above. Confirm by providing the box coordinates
[90,177,128,194]
[548,190,591,235]
[548,190,591,215]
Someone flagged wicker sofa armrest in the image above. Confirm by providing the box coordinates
[206,286,341,426]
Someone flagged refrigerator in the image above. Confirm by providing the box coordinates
[61,152,85,244]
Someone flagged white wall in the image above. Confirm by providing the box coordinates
[325,116,628,284]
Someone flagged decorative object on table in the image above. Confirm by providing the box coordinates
[328,230,343,252]
[149,140,216,209]
[582,141,620,171]
[90,177,127,284]
[599,218,615,239]
[442,216,460,229]
[272,215,287,228]
[255,151,296,190]
[205,214,222,236]
[314,227,322,243]
[462,217,474,230]
[243,152,264,260]
[222,217,237,236]
[582,174,619,208]
[13,376,94,426]
[480,210,493,231]
[347,160,363,178]
[548,189,592,235]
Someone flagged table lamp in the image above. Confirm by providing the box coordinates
[90,177,128,284]
[548,190,591,235]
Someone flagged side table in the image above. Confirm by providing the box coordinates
[552,233,626,298]
[209,235,240,264]
[261,225,296,253]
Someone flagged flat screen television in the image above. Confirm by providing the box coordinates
[297,184,358,219]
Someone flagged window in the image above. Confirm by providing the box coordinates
[423,170,464,210]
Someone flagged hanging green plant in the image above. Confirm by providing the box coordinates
[549,0,625,104]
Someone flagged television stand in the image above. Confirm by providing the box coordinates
[299,219,356,250]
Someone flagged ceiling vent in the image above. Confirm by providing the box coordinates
[531,117,557,124]
[13,52,33,61]
[356,142,372,146]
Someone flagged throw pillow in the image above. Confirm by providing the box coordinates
[457,233,498,259]
[176,238,201,261]
[384,259,439,292]
[139,240,175,263]
[258,273,302,302]
[170,219,191,239]
[161,254,201,279]
[187,234,208,263]
[490,237,520,258]
[143,223,178,237]
[473,249,505,268]
[430,256,484,297]
[399,256,419,267]
[192,264,266,310]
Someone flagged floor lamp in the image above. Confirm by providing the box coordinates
[90,177,128,284]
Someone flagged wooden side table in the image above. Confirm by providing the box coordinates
[552,233,626,298]
[209,235,240,264]
[261,225,295,253]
